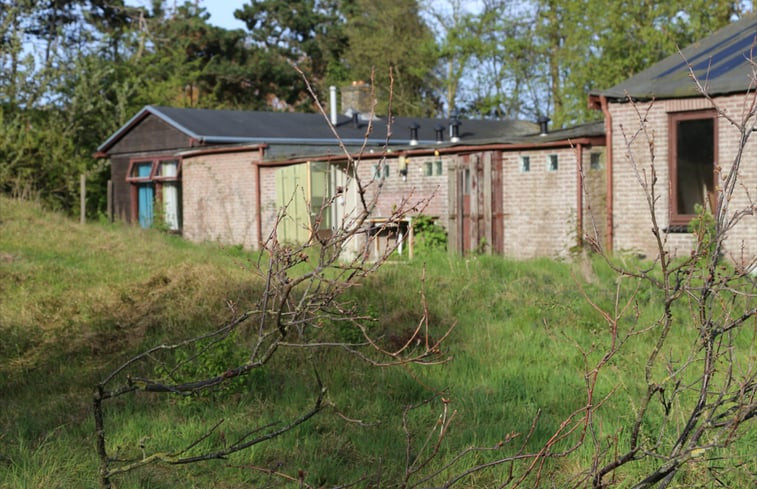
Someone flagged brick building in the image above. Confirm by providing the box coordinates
[589,14,756,267]
[99,14,756,262]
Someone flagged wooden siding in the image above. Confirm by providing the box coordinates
[110,156,131,222]
[107,115,190,155]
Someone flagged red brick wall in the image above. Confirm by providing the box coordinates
[609,94,756,265]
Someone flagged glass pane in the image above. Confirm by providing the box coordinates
[133,162,152,178]
[158,160,178,178]
[676,118,714,215]
[162,182,180,231]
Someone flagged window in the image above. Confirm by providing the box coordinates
[669,111,717,226]
[424,159,443,176]
[590,151,603,170]
[519,155,530,172]
[126,158,182,231]
[547,154,558,171]
[372,163,390,180]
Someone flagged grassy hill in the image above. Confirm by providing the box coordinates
[0,196,753,488]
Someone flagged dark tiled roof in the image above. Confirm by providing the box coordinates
[98,105,539,153]
[591,13,757,101]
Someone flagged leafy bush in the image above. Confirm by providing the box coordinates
[413,214,447,252]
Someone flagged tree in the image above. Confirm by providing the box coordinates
[342,0,441,117]
[235,0,347,89]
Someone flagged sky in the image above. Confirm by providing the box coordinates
[199,0,248,30]
[125,1,248,30]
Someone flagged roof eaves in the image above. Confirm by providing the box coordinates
[200,135,439,146]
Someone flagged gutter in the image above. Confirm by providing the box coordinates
[277,137,605,165]
[198,135,438,146]
[576,142,584,250]
[255,146,265,249]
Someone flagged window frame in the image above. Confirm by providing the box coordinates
[589,151,603,171]
[125,156,183,228]
[519,155,531,173]
[546,154,558,172]
[668,110,718,227]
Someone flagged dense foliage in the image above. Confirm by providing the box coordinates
[0,0,748,213]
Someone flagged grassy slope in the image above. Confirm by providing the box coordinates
[0,196,753,488]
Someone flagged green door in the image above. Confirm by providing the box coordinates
[275,163,309,243]
[275,162,332,243]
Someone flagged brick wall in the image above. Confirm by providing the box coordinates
[182,152,261,248]
[353,154,449,221]
[500,147,581,258]
[609,94,756,265]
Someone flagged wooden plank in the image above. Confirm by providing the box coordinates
[491,152,504,254]
[483,152,493,253]
[447,157,459,255]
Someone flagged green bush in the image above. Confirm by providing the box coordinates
[413,214,447,252]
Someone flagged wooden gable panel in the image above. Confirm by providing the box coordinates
[108,114,191,155]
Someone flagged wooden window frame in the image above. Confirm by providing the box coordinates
[668,110,718,227]
[125,156,182,225]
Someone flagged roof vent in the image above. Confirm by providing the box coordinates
[352,112,360,128]
[538,115,550,136]
[449,117,461,143]
[434,124,444,144]
[409,122,420,146]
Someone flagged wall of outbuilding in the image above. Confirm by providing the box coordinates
[181,151,262,248]
[608,95,756,266]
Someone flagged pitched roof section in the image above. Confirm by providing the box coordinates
[592,13,757,101]
[98,105,539,154]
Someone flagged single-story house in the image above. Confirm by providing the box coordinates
[589,13,757,266]
[96,83,607,259]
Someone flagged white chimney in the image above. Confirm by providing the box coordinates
[329,85,338,125]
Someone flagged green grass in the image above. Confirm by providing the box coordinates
[0,196,754,488]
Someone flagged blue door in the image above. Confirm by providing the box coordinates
[136,163,154,228]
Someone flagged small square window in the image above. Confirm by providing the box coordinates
[424,161,433,176]
[434,159,443,175]
[372,163,389,179]
[590,152,602,170]
[547,154,558,171]
[519,155,530,172]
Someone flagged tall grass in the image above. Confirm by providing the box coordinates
[0,196,753,488]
